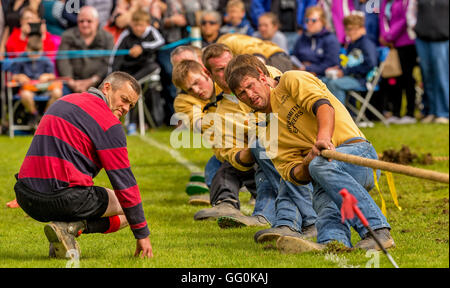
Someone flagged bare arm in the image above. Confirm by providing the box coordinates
[293,104,335,183]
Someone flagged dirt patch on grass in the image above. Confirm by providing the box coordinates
[380,145,436,165]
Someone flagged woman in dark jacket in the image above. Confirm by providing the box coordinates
[291,6,340,77]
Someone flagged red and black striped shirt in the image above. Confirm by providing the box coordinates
[18,89,149,239]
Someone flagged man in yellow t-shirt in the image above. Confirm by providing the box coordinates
[225,59,394,252]
[172,58,250,221]
[200,44,318,241]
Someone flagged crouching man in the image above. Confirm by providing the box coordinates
[14,72,153,259]
[225,58,394,252]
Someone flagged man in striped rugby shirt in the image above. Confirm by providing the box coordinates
[14,72,153,259]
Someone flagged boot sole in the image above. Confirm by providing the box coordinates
[188,195,210,206]
[44,223,79,259]
[188,199,210,206]
[356,239,396,251]
[256,232,283,243]
[277,236,325,254]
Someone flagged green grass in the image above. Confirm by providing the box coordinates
[0,123,448,268]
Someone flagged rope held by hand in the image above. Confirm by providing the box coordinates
[320,150,449,184]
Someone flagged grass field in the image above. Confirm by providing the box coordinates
[0,123,448,268]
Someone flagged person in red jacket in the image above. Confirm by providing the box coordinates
[13,71,153,260]
[5,6,56,57]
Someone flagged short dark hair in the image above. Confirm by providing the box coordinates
[226,65,261,96]
[99,71,141,96]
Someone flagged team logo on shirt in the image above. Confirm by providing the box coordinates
[286,105,304,134]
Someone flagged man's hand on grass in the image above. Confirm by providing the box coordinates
[135,237,153,258]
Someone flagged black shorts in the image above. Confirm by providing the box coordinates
[14,181,109,223]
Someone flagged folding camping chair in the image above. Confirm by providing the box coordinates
[346,47,390,126]
[1,58,52,138]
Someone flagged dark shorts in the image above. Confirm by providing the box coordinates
[14,181,109,223]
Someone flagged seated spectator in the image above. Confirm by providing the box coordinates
[323,14,377,105]
[291,6,340,77]
[109,9,165,132]
[109,9,164,80]
[10,35,62,129]
[220,0,254,36]
[5,6,56,57]
[113,0,165,30]
[200,10,223,48]
[253,12,289,53]
[1,0,44,60]
[57,6,114,94]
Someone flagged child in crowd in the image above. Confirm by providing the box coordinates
[220,0,254,36]
[109,9,165,133]
[10,35,63,129]
[323,14,377,105]
[253,12,289,53]
[109,9,165,80]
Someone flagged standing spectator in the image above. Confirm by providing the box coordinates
[200,10,222,48]
[5,6,56,57]
[253,12,289,53]
[57,6,114,94]
[323,14,377,105]
[291,6,341,77]
[414,0,449,124]
[250,0,317,53]
[379,0,417,124]
[219,0,254,36]
[1,0,44,60]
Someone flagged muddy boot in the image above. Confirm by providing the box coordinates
[254,226,303,243]
[193,202,241,221]
[44,221,86,259]
[277,236,326,254]
[217,215,269,229]
[302,224,318,240]
[188,194,210,206]
[355,228,395,251]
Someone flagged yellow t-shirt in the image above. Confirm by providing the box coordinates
[210,65,283,171]
[261,71,365,184]
[217,34,286,59]
[173,93,210,130]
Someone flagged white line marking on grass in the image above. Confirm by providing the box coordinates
[139,135,202,174]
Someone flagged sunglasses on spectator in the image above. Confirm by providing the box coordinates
[305,18,319,24]
[201,20,218,26]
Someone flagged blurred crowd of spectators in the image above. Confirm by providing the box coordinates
[0,0,448,134]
